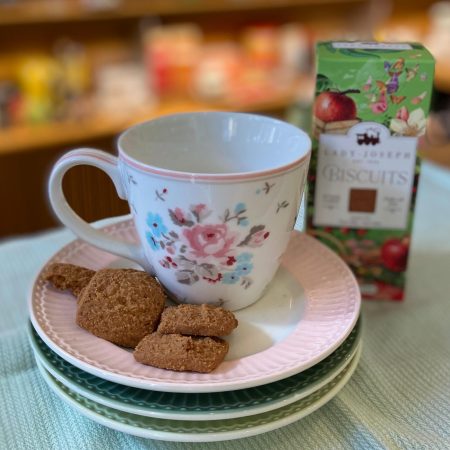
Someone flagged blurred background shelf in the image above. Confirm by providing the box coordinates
[0,75,309,155]
[0,0,366,25]
[0,0,449,238]
[435,63,450,94]
[0,101,209,155]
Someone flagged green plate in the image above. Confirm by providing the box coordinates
[36,345,361,443]
[29,318,361,421]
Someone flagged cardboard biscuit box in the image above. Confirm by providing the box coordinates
[307,41,435,300]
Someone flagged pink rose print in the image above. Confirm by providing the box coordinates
[174,208,187,223]
[149,201,276,289]
[192,204,206,215]
[183,224,237,258]
[190,203,211,222]
[168,207,195,227]
[246,230,270,248]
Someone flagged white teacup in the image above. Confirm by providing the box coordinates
[49,112,311,310]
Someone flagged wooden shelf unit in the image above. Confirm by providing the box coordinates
[0,0,365,25]
[0,0,367,237]
[0,75,309,155]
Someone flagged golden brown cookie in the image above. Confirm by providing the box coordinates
[76,269,166,348]
[134,333,229,373]
[157,304,238,336]
[43,263,95,296]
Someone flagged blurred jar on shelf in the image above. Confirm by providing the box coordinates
[94,61,155,118]
[142,23,202,98]
[53,39,91,119]
[426,2,450,66]
[17,55,60,123]
[192,43,241,100]
[0,82,21,128]
[193,22,312,106]
[278,23,311,79]
[14,40,90,125]
[242,24,279,70]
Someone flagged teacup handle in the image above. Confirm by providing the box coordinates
[48,148,151,272]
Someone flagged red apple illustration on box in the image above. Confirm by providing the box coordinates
[313,86,360,138]
[380,237,409,272]
[314,91,358,122]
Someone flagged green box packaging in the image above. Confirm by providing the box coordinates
[307,41,435,301]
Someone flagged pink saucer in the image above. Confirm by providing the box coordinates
[29,218,360,393]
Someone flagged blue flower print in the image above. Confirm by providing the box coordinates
[239,218,250,227]
[235,263,253,276]
[234,202,246,214]
[236,252,252,263]
[146,212,167,238]
[222,272,240,284]
[146,232,160,250]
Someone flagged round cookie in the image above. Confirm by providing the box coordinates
[76,269,166,348]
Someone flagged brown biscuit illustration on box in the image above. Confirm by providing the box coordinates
[76,268,166,348]
[134,333,229,373]
[157,304,238,336]
[43,263,95,296]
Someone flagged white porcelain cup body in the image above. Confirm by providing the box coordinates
[49,112,311,310]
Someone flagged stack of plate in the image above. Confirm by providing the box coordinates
[28,219,362,443]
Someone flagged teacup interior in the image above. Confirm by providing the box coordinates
[119,112,310,175]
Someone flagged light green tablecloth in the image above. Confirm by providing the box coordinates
[1,161,450,449]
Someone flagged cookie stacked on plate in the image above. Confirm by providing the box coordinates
[28,221,362,442]
[44,263,238,373]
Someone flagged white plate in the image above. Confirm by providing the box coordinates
[36,344,362,442]
[29,218,360,393]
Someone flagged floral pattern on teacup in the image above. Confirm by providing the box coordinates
[145,203,270,288]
